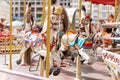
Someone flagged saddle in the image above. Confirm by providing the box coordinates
[66,31,78,46]
[66,31,78,41]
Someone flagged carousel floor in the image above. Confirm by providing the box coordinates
[0,53,110,80]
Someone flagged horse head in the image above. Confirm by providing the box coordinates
[54,5,63,15]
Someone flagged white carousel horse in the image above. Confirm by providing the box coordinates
[59,29,97,65]
[42,5,64,46]
[16,25,43,65]
[32,5,64,76]
[16,5,63,76]
[59,17,101,65]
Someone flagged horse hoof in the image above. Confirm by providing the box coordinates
[71,57,74,61]
[53,67,61,76]
[60,53,64,60]
[80,59,85,64]
[16,60,21,65]
[49,67,54,75]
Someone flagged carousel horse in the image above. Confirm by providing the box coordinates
[16,25,43,65]
[27,5,64,76]
[16,24,61,76]
[99,19,114,48]
[59,16,99,65]
[42,5,64,49]
[42,5,64,76]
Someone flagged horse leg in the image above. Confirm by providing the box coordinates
[87,50,97,65]
[51,52,61,76]
[16,46,28,65]
[24,47,33,65]
[38,50,53,75]
[59,51,64,60]
[59,47,69,60]
[49,55,54,75]
[78,49,91,64]
[70,50,78,66]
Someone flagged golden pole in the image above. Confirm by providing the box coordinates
[40,56,44,76]
[9,0,13,70]
[98,4,100,23]
[114,0,117,21]
[41,0,46,25]
[45,0,51,78]
[39,0,46,76]
[90,0,92,17]
[24,0,26,28]
[78,0,82,22]
[74,0,82,80]
[108,5,110,16]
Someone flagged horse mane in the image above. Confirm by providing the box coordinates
[89,18,92,34]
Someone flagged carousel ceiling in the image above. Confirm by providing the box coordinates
[85,0,115,6]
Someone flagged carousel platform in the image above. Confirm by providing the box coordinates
[0,52,110,80]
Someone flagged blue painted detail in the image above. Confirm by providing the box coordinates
[68,40,76,47]
[77,38,85,48]
[33,39,42,47]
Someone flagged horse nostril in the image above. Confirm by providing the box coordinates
[34,51,37,53]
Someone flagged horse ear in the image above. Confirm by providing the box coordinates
[38,25,43,33]
[52,0,57,5]
[90,18,92,22]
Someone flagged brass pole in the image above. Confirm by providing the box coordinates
[78,0,82,22]
[108,5,110,16]
[74,0,82,80]
[98,4,100,24]
[24,0,26,28]
[45,0,51,78]
[114,0,117,21]
[9,0,13,70]
[41,0,46,25]
[39,0,46,76]
[90,0,92,18]
[40,56,44,76]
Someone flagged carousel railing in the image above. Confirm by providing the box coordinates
[0,68,49,80]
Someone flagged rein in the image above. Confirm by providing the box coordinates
[66,31,80,44]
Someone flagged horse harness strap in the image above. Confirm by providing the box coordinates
[50,41,56,51]
[82,37,93,49]
[66,32,79,46]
